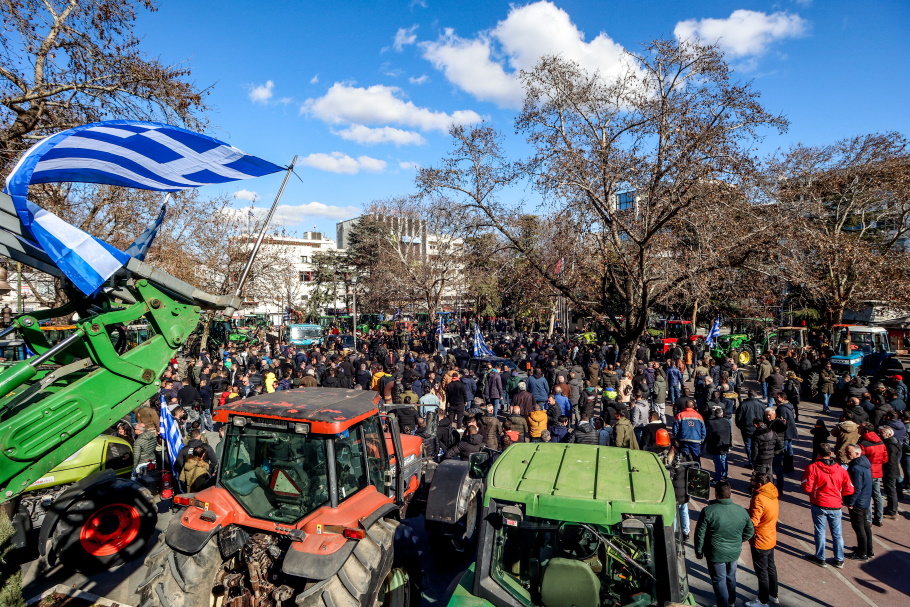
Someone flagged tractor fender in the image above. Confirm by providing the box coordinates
[425,459,483,525]
[164,513,222,555]
[38,469,154,558]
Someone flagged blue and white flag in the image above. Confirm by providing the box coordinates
[706,318,721,348]
[124,201,167,261]
[4,120,284,295]
[473,323,495,357]
[392,308,401,321]
[436,314,444,335]
[159,395,185,477]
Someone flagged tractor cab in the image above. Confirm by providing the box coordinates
[771,327,808,357]
[652,320,695,357]
[449,444,707,607]
[830,325,899,377]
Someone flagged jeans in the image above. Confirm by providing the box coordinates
[201,409,214,432]
[848,506,873,557]
[669,384,681,405]
[901,453,910,490]
[708,561,738,607]
[751,546,778,604]
[742,434,754,466]
[598,426,612,446]
[490,398,501,417]
[678,502,690,534]
[822,393,831,412]
[871,478,883,523]
[761,383,768,401]
[811,504,844,562]
[711,453,728,482]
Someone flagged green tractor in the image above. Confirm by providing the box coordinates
[447,443,709,607]
[709,318,774,366]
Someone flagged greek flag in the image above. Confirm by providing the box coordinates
[436,314,444,335]
[123,201,167,261]
[159,395,185,477]
[392,308,401,320]
[4,120,284,295]
[706,318,721,348]
[473,323,495,357]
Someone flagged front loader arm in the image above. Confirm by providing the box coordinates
[0,279,200,500]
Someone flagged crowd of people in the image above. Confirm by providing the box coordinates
[107,320,908,607]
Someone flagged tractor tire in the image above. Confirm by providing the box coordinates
[296,518,413,607]
[51,480,157,575]
[137,537,222,607]
[737,345,754,366]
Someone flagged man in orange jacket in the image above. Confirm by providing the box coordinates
[747,472,779,607]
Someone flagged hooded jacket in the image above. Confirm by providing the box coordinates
[612,416,639,450]
[748,482,779,550]
[480,414,503,450]
[776,401,799,440]
[527,410,549,438]
[801,458,854,508]
[859,431,887,479]
[526,375,550,403]
[179,457,210,492]
[845,455,872,509]
[435,416,458,451]
[569,421,599,445]
[833,420,861,464]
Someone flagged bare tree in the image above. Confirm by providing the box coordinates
[769,132,910,323]
[420,39,786,369]
[0,0,208,170]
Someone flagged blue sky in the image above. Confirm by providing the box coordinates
[136,0,910,237]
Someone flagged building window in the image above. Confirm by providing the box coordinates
[300,256,308,263]
[299,271,313,283]
[616,192,635,210]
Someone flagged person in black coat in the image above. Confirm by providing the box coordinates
[705,406,732,483]
[396,399,420,434]
[736,391,767,469]
[751,418,782,478]
[638,410,668,452]
[415,417,438,461]
[435,410,458,455]
[568,413,600,445]
[444,426,484,460]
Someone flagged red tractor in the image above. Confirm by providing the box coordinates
[652,320,704,358]
[138,388,427,607]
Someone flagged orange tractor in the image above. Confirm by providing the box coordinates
[138,388,428,606]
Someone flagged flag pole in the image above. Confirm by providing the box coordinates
[235,156,298,299]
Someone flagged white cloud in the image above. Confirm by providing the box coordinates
[409,74,429,85]
[421,1,634,109]
[310,74,319,84]
[334,124,426,146]
[399,161,420,170]
[249,80,274,103]
[233,189,259,202]
[304,83,482,132]
[393,25,419,51]
[301,152,388,174]
[226,201,361,225]
[409,0,427,8]
[674,10,808,58]
[277,97,292,105]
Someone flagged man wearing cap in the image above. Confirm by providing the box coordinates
[891,375,908,403]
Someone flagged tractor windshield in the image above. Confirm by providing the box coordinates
[492,517,657,607]
[220,426,330,524]
[834,328,889,355]
[664,323,689,340]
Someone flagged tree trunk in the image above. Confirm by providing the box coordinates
[616,339,639,375]
[691,298,699,327]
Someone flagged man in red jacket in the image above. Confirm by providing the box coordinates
[802,443,854,568]
[859,423,887,526]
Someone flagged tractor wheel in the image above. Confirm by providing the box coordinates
[52,481,157,575]
[296,518,408,607]
[137,537,222,607]
[737,345,754,366]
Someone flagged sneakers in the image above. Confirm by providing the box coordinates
[833,559,844,569]
[807,555,828,567]
[745,601,769,607]
[769,598,780,605]
[846,553,867,561]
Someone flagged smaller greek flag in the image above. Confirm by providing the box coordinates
[392,308,401,321]
[706,318,721,348]
[159,395,185,477]
[473,323,495,357]
[436,314,444,335]
[124,201,167,261]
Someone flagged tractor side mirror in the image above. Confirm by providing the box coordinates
[686,468,711,500]
[468,451,490,479]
